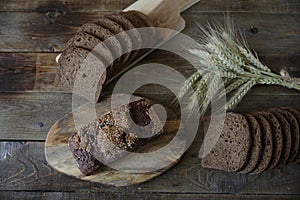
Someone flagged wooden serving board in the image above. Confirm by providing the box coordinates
[45,94,185,187]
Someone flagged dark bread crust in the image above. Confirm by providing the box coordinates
[260,111,283,170]
[239,114,262,174]
[201,113,251,172]
[270,110,292,168]
[281,107,300,163]
[250,114,273,174]
[275,108,299,164]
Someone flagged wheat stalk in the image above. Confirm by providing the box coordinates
[178,19,300,115]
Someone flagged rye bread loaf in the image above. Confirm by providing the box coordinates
[275,108,299,164]
[270,110,292,168]
[69,99,163,176]
[201,113,251,172]
[239,114,262,174]
[250,114,273,174]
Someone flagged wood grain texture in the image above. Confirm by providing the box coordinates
[0,12,299,53]
[0,0,299,14]
[0,141,299,193]
[0,192,299,200]
[0,51,299,92]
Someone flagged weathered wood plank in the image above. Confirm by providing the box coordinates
[0,141,299,194]
[0,52,299,92]
[0,92,299,141]
[0,191,299,200]
[0,12,299,53]
[0,0,299,14]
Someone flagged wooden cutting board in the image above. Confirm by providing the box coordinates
[45,94,184,187]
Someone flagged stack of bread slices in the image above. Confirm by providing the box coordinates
[55,11,156,102]
[201,107,300,174]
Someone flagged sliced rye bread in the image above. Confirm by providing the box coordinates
[250,114,273,174]
[275,108,299,164]
[93,17,132,67]
[238,114,262,174]
[259,111,283,170]
[69,132,102,176]
[69,98,163,175]
[119,11,156,47]
[67,31,114,69]
[55,47,90,91]
[269,110,292,168]
[281,107,300,163]
[106,13,143,68]
[201,113,251,172]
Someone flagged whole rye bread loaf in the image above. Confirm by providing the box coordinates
[69,98,163,176]
[201,113,251,172]
[239,114,262,174]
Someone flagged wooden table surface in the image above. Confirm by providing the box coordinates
[0,0,300,199]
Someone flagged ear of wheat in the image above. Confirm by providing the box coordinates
[178,20,300,116]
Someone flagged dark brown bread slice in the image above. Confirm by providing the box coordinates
[276,108,299,164]
[69,99,163,175]
[281,107,300,163]
[250,114,273,174]
[239,114,262,174]
[106,13,143,67]
[201,113,251,172]
[119,11,156,47]
[69,132,102,176]
[94,17,132,65]
[55,47,90,91]
[270,110,292,168]
[67,31,114,68]
[260,111,283,170]
[80,23,122,62]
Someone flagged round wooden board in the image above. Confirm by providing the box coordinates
[45,94,185,187]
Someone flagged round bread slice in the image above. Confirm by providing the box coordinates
[67,31,114,69]
[201,113,251,172]
[270,110,292,168]
[276,108,299,164]
[55,47,90,91]
[250,114,273,174]
[239,114,262,174]
[281,107,300,163]
[260,111,283,170]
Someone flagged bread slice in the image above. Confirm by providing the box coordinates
[94,17,132,67]
[201,113,251,172]
[54,47,90,91]
[250,114,273,174]
[269,110,292,168]
[239,114,262,174]
[67,31,114,69]
[281,107,300,163]
[276,108,299,164]
[260,111,283,170]
[69,98,163,175]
